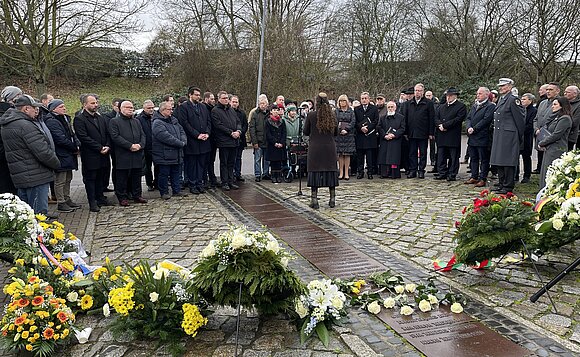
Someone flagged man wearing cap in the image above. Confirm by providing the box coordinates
[0,86,23,194]
[401,83,436,179]
[490,78,525,194]
[45,99,81,212]
[434,88,466,181]
[533,82,560,173]
[0,95,60,214]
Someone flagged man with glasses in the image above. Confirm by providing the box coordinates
[0,95,60,214]
[109,100,147,206]
[533,82,560,173]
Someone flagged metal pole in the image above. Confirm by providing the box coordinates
[256,0,267,107]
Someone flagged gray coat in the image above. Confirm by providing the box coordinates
[152,112,186,165]
[335,108,356,154]
[539,114,572,188]
[109,114,146,170]
[0,108,60,188]
[490,94,525,167]
[533,98,554,131]
[569,98,580,145]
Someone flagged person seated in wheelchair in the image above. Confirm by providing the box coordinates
[284,104,307,178]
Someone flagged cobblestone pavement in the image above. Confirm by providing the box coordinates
[1,147,578,357]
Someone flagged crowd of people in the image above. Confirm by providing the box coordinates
[0,78,578,215]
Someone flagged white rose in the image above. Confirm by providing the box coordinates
[418,299,432,312]
[367,301,381,315]
[331,296,344,310]
[552,218,564,230]
[266,239,280,254]
[383,297,396,309]
[568,212,580,221]
[405,283,416,293]
[295,300,309,319]
[103,303,111,317]
[67,291,78,303]
[400,305,414,316]
[231,234,246,249]
[450,302,463,314]
[394,285,405,294]
[200,243,216,258]
[280,257,289,268]
[427,294,439,305]
[149,292,159,303]
[153,268,167,280]
[575,164,580,173]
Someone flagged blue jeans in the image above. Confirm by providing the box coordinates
[157,164,181,196]
[253,147,270,178]
[17,183,49,214]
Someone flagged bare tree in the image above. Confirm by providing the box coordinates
[0,0,146,94]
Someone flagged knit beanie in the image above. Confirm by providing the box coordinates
[48,99,64,111]
[1,86,23,103]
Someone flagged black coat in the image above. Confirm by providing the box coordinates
[151,111,186,165]
[234,107,248,147]
[136,111,154,152]
[211,103,241,148]
[402,97,435,139]
[109,114,146,170]
[176,100,212,156]
[73,110,110,171]
[377,112,406,165]
[265,118,287,162]
[304,111,338,172]
[523,105,537,155]
[0,102,15,193]
[435,100,467,147]
[354,104,379,149]
[466,101,495,147]
[45,112,79,172]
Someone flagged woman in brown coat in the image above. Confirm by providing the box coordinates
[304,93,339,209]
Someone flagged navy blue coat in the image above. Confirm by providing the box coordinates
[465,100,495,147]
[45,112,79,172]
[152,112,186,165]
[176,100,212,155]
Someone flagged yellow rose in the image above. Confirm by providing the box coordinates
[450,302,463,314]
[26,344,33,351]
[15,259,25,266]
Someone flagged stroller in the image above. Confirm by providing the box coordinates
[282,140,308,183]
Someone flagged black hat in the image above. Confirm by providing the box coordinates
[14,94,42,108]
[446,87,460,96]
[404,87,414,95]
[376,93,386,99]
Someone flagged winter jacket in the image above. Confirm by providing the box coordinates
[45,112,79,172]
[176,100,212,156]
[109,114,146,170]
[0,108,60,188]
[249,108,268,147]
[152,111,186,165]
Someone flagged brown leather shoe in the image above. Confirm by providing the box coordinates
[474,180,486,187]
[464,178,478,184]
[133,197,148,204]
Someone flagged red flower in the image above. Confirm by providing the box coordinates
[473,207,481,213]
[506,192,514,199]
[43,328,54,340]
[522,201,533,207]
[462,206,467,214]
[57,311,68,323]
[31,296,44,306]
[480,189,489,197]
[474,199,489,209]
[491,197,502,202]
[455,221,461,228]
[17,298,29,308]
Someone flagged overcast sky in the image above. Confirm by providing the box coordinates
[124,6,158,51]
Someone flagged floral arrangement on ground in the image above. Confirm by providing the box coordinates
[535,150,580,252]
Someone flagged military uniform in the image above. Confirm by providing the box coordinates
[490,90,525,192]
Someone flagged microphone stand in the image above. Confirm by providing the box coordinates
[283,108,307,200]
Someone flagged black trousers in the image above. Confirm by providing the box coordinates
[185,153,208,190]
[356,148,374,174]
[437,146,460,178]
[469,146,490,180]
[408,138,428,173]
[143,150,158,187]
[205,144,218,184]
[82,166,106,204]
[536,150,544,172]
[115,168,142,201]
[497,166,516,192]
[218,147,236,186]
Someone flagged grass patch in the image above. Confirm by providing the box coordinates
[515,174,540,201]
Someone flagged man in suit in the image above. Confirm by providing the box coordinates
[434,88,467,181]
[73,94,111,212]
[354,92,379,179]
[490,78,525,194]
[465,87,495,187]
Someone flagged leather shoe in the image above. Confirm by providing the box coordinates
[255,176,261,182]
[464,178,478,184]
[344,176,350,180]
[190,187,201,195]
[236,176,245,182]
[119,199,129,207]
[367,174,373,180]
[89,202,100,212]
[222,184,231,191]
[475,180,486,187]
[427,168,437,173]
[418,171,425,179]
[134,197,148,203]
[520,177,530,183]
[447,176,457,181]
[198,187,206,194]
[357,173,364,179]
[175,191,189,197]
[434,175,447,180]
[231,183,240,190]
[407,172,417,179]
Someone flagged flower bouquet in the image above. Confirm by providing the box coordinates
[0,193,41,262]
[0,274,75,357]
[94,259,208,356]
[295,279,347,347]
[453,190,537,265]
[193,226,304,315]
[535,151,580,251]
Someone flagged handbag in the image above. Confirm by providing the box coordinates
[536,126,552,145]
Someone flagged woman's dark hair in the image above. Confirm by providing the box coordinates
[555,96,572,117]
[316,93,336,134]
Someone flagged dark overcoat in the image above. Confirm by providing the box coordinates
[539,114,572,187]
[465,101,495,147]
[435,100,467,147]
[490,93,525,167]
[136,111,153,152]
[354,104,379,149]
[109,114,146,170]
[377,113,406,165]
[304,111,338,172]
[402,97,435,139]
[335,108,356,154]
[265,117,287,162]
[176,101,211,156]
[211,103,241,148]
[45,112,79,172]
[73,110,110,171]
